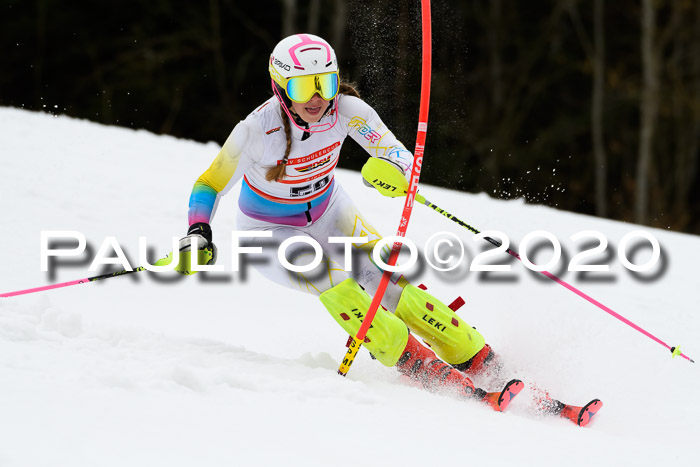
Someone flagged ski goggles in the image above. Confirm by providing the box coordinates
[275,72,339,103]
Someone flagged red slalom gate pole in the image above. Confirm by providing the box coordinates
[337,0,432,376]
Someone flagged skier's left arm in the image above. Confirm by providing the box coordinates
[340,95,413,197]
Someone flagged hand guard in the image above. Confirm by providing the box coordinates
[176,222,218,275]
[361,157,409,198]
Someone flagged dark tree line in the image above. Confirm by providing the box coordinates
[2,0,699,233]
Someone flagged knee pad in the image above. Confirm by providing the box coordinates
[394,285,485,365]
[319,278,409,367]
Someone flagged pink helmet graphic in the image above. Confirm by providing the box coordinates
[269,33,338,80]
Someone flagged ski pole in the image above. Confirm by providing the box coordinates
[0,255,172,298]
[414,192,695,364]
[337,0,432,377]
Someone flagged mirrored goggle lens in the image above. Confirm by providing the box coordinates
[286,73,339,103]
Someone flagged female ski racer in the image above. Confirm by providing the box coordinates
[177,33,502,402]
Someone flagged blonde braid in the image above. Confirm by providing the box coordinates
[265,107,293,181]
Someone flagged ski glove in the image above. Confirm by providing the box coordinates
[361,157,409,198]
[175,222,218,275]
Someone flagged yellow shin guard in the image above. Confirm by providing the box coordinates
[319,278,409,367]
[394,285,485,365]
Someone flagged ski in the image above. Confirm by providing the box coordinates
[540,397,603,427]
[561,399,603,427]
[479,379,524,412]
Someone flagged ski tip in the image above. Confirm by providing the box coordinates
[499,379,525,412]
[577,399,603,427]
[483,379,524,412]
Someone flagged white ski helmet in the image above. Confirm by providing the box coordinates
[269,33,340,132]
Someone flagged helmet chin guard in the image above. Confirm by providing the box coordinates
[269,33,340,133]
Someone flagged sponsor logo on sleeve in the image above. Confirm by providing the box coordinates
[349,117,382,143]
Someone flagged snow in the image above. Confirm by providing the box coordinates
[1,107,699,466]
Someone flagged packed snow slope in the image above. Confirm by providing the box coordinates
[1,108,699,467]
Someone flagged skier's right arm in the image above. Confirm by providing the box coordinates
[177,118,262,274]
[188,118,260,225]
